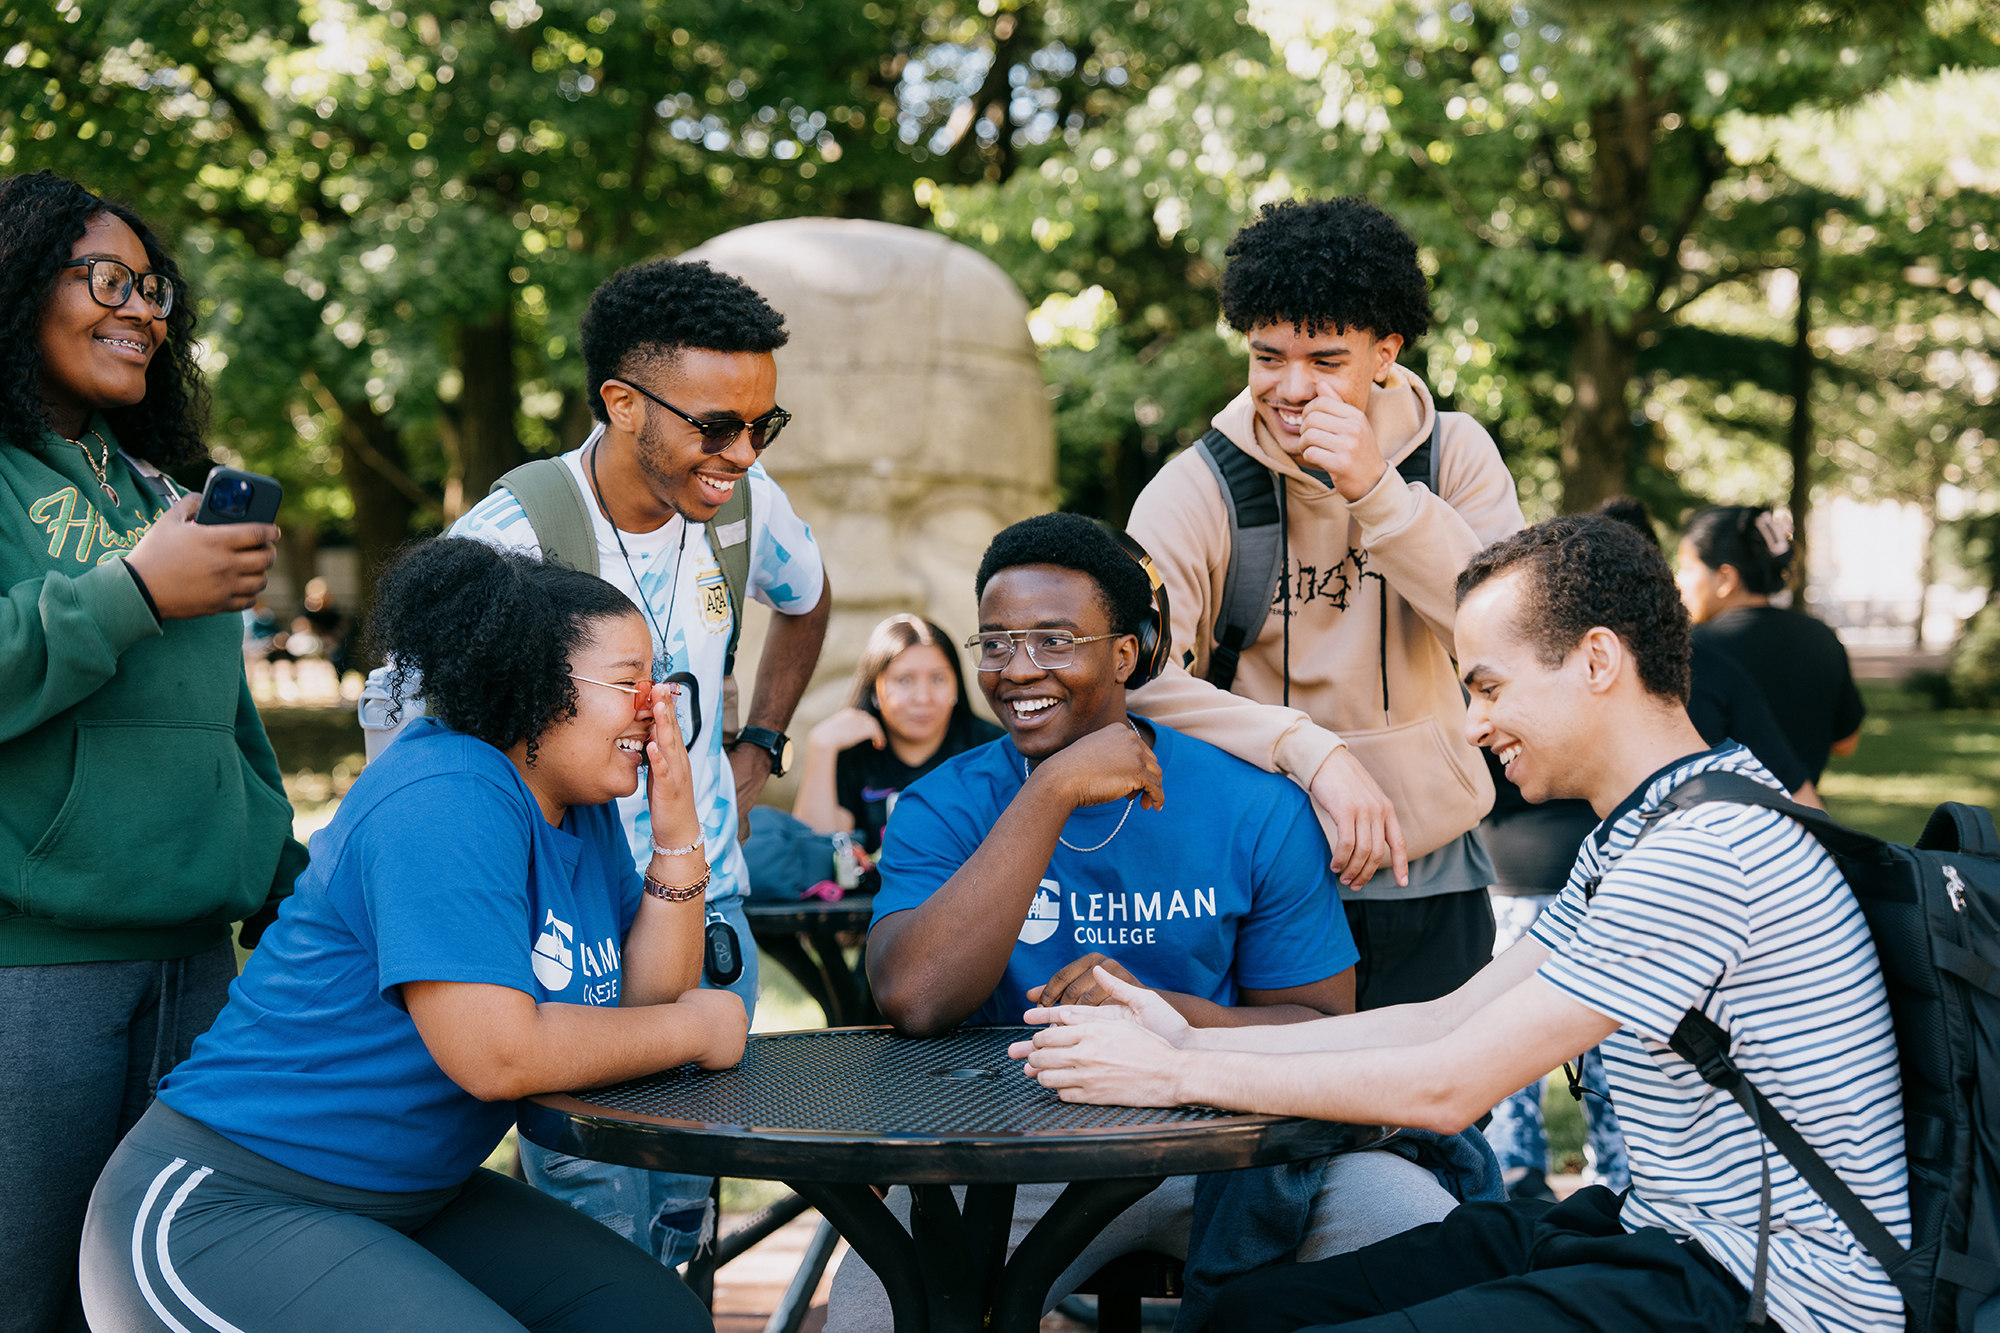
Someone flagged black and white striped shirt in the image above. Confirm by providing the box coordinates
[1530,743,1909,1333]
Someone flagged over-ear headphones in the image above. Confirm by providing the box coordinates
[1108,528,1174,691]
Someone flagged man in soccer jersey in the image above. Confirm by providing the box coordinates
[1017,515,1911,1333]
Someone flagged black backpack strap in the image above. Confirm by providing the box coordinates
[1194,429,1284,691]
[1669,1008,1921,1315]
[1395,412,1440,491]
[1645,770,1887,860]
[1919,801,2000,857]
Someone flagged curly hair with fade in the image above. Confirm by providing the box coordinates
[369,538,640,764]
[580,259,789,421]
[1220,196,1432,345]
[0,170,210,466]
[1455,514,1692,702]
[975,512,1155,638]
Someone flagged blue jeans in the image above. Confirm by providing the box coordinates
[519,896,760,1267]
[1480,893,1630,1190]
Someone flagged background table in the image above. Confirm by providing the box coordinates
[744,895,878,1027]
[519,1026,1389,1333]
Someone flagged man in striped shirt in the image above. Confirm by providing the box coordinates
[1013,515,1909,1333]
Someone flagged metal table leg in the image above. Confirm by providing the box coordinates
[763,1217,841,1333]
[791,1176,1162,1333]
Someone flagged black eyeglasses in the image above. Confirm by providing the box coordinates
[607,378,792,453]
[63,258,175,318]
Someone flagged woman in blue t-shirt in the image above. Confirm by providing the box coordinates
[79,538,748,1333]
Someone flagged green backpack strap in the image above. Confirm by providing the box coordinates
[491,458,599,577]
[705,480,753,676]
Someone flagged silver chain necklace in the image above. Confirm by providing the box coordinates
[1025,720,1144,854]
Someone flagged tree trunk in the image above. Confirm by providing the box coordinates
[1558,63,1658,512]
[334,398,417,657]
[1786,229,1818,610]
[278,523,320,616]
[1559,323,1641,513]
[449,302,523,519]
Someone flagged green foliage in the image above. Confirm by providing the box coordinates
[1950,603,2000,709]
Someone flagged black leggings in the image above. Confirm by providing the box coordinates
[81,1102,710,1333]
[1210,1186,1746,1333]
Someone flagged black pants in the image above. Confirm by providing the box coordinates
[1344,888,1495,1011]
[1210,1187,1746,1333]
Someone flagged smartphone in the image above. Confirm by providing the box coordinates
[193,467,283,526]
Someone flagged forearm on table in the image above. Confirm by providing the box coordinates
[407,983,719,1102]
[743,585,831,733]
[870,787,1074,1035]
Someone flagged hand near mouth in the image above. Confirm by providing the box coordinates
[1298,395,1388,502]
[643,684,701,846]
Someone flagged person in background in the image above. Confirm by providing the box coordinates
[792,612,1001,868]
[79,538,744,1333]
[1676,504,1860,788]
[301,575,352,678]
[0,169,304,1333]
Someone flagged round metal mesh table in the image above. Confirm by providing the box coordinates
[519,1027,1391,1333]
[519,1025,1388,1184]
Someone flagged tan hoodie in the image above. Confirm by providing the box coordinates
[1126,365,1524,885]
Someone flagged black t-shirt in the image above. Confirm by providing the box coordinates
[1686,640,1809,792]
[834,712,1004,855]
[1479,748,1600,896]
[1693,607,1865,783]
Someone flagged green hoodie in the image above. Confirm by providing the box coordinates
[0,419,308,965]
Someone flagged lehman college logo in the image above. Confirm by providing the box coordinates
[1020,880,1061,945]
[531,910,575,990]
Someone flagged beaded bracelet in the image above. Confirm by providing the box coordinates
[643,866,710,902]
[650,836,704,858]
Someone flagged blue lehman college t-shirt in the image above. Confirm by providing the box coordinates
[870,720,1357,1025]
[159,718,641,1192]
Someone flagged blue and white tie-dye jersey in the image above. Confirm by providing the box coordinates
[449,445,825,905]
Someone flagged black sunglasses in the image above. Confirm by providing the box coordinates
[63,258,175,318]
[608,378,792,454]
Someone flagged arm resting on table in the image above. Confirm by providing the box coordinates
[403,980,748,1102]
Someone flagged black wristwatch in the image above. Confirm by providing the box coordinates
[733,726,795,778]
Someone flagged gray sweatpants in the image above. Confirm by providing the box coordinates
[81,1102,709,1333]
[825,1149,1457,1332]
[0,945,236,1333]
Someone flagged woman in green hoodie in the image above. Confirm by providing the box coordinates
[0,170,306,1333]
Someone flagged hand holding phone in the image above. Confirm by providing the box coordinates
[193,467,283,526]
[126,484,281,620]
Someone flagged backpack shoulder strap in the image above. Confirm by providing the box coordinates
[704,477,753,677]
[1396,412,1441,492]
[1194,429,1283,691]
[1646,769,1888,861]
[491,457,598,578]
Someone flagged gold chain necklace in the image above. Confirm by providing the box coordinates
[71,429,119,505]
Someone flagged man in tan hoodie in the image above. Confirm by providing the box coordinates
[1128,196,1524,1009]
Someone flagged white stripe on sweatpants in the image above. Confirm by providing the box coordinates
[157,1166,246,1333]
[132,1159,197,1333]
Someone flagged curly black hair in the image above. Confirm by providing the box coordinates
[369,539,640,762]
[0,170,209,466]
[975,512,1155,638]
[1456,515,1691,702]
[1220,197,1432,344]
[1596,495,1661,549]
[580,259,789,421]
[1684,506,1792,594]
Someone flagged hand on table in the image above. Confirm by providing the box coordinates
[1032,722,1164,813]
[1309,747,1408,888]
[1017,964,1191,1048]
[1011,970,1187,1106]
[674,987,750,1069]
[1298,396,1388,503]
[124,493,279,618]
[1029,953,1143,1009]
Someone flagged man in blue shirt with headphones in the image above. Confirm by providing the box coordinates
[827,513,1458,1330]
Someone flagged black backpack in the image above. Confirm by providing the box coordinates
[1611,772,2000,1331]
[1191,415,1448,692]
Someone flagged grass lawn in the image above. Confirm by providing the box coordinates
[1818,682,2000,844]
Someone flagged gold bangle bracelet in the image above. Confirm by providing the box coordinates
[643,867,710,902]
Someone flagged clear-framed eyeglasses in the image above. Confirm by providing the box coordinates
[965,630,1122,672]
[62,258,175,318]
